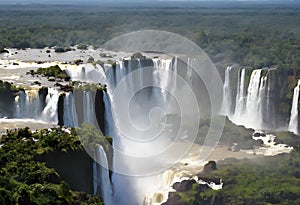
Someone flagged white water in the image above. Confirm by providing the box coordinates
[63,92,79,127]
[15,89,41,119]
[244,69,263,128]
[250,133,293,156]
[41,88,59,124]
[221,66,232,116]
[83,91,95,125]
[93,145,113,202]
[223,68,272,130]
[288,80,300,135]
[234,68,246,116]
[93,57,199,205]
[13,87,61,124]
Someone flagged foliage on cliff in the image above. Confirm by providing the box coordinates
[166,150,300,205]
[0,81,19,117]
[196,117,260,149]
[32,65,70,81]
[0,127,105,205]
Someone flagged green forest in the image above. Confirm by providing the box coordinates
[0,3,300,69]
[1,2,300,205]
[0,124,112,205]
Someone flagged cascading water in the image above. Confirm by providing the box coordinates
[221,66,232,116]
[223,67,272,130]
[41,88,59,123]
[101,56,201,205]
[62,56,202,205]
[15,89,41,119]
[288,80,300,135]
[244,69,262,127]
[83,91,95,125]
[257,75,268,128]
[63,92,79,127]
[234,68,246,116]
[93,145,113,202]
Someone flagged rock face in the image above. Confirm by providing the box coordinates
[203,160,217,173]
[95,89,105,133]
[0,81,18,117]
[162,193,188,205]
[173,179,196,192]
[37,149,94,194]
[57,94,65,126]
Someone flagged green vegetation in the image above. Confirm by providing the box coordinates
[54,47,72,53]
[167,150,300,205]
[32,65,70,81]
[196,117,260,149]
[273,131,300,147]
[0,4,300,70]
[0,81,19,117]
[0,127,106,205]
[74,83,107,92]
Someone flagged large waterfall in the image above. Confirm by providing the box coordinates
[3,56,213,204]
[288,80,300,134]
[221,66,300,133]
[221,67,272,130]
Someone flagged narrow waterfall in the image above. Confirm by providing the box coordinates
[288,80,300,135]
[83,91,95,125]
[63,92,79,127]
[41,88,59,123]
[93,145,113,203]
[15,89,41,119]
[257,75,268,128]
[234,68,246,116]
[221,66,232,116]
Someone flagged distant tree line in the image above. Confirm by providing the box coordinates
[0,4,300,70]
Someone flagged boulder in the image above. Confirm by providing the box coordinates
[203,160,217,173]
[172,179,196,192]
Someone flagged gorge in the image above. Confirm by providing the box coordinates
[1,47,299,205]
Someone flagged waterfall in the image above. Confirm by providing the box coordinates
[257,75,268,128]
[41,88,59,123]
[63,92,79,127]
[221,66,232,116]
[62,57,202,205]
[93,145,113,203]
[245,69,262,125]
[223,67,274,130]
[101,57,201,205]
[234,68,246,116]
[83,91,95,125]
[15,89,41,119]
[64,64,106,84]
[288,80,300,135]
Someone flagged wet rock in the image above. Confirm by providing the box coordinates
[253,131,266,137]
[197,175,222,185]
[0,48,9,54]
